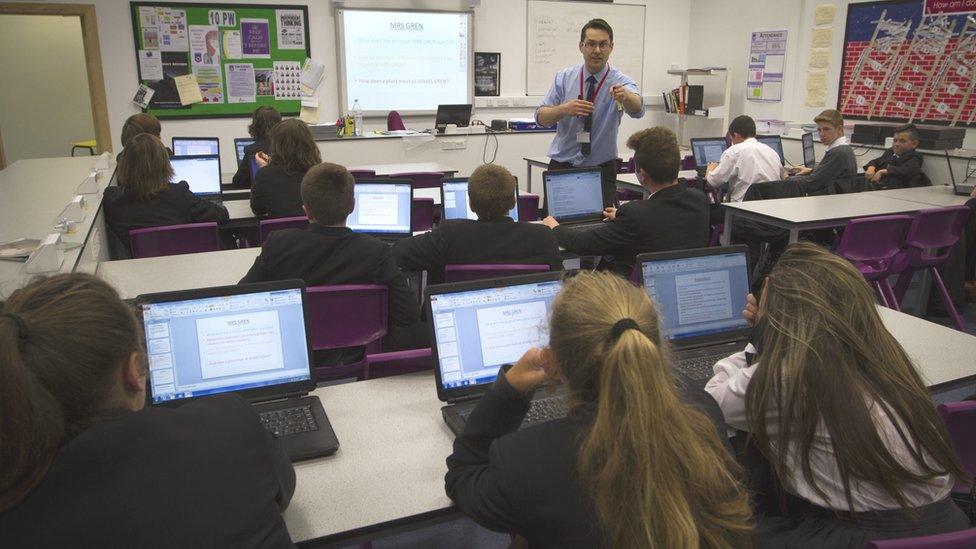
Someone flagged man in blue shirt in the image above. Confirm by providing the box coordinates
[535,18,645,207]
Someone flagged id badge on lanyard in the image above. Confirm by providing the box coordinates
[576,66,610,145]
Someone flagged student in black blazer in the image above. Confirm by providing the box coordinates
[445,272,752,547]
[542,126,709,277]
[865,124,926,189]
[103,133,228,259]
[393,164,563,283]
[0,274,295,547]
[115,112,172,163]
[241,162,424,360]
[230,106,281,189]
[788,109,857,195]
[250,119,322,218]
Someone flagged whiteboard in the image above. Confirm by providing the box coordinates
[526,1,645,96]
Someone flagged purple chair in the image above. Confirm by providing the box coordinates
[834,215,914,310]
[615,188,643,204]
[411,197,435,232]
[865,528,976,548]
[349,169,377,180]
[708,224,724,247]
[258,215,309,244]
[129,222,220,259]
[389,171,443,190]
[306,284,388,381]
[364,348,433,380]
[387,111,406,131]
[517,193,540,222]
[937,401,976,494]
[680,154,696,171]
[627,157,637,173]
[444,264,550,283]
[892,206,971,330]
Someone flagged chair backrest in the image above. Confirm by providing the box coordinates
[259,215,309,244]
[129,222,220,259]
[349,169,377,180]
[904,205,971,252]
[743,180,804,201]
[865,527,976,548]
[444,264,550,283]
[517,193,540,222]
[387,110,406,131]
[836,215,913,264]
[249,157,259,180]
[938,400,976,484]
[411,197,434,232]
[364,348,433,379]
[389,171,443,190]
[627,157,636,173]
[305,285,388,351]
[680,154,696,171]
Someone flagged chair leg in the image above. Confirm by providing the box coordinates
[872,281,890,308]
[930,267,966,331]
[880,279,901,312]
[892,268,916,303]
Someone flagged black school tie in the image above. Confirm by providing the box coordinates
[582,75,596,157]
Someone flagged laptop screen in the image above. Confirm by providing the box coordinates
[235,138,255,163]
[172,137,219,156]
[430,277,563,392]
[756,135,785,165]
[801,132,816,168]
[142,287,312,404]
[640,249,750,342]
[544,169,604,222]
[171,155,221,195]
[435,104,472,128]
[691,138,728,168]
[442,178,519,222]
[348,180,412,236]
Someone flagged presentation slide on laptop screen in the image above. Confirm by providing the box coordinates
[756,136,785,164]
[142,288,311,403]
[348,182,412,234]
[545,171,603,220]
[641,252,750,340]
[430,279,562,389]
[442,180,518,221]
[171,157,221,195]
[692,140,727,167]
[173,139,219,156]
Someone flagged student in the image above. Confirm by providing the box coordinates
[445,272,752,547]
[705,243,969,546]
[117,112,170,161]
[250,118,321,218]
[231,106,282,189]
[241,162,423,361]
[541,127,709,276]
[393,164,563,283]
[864,124,925,189]
[0,274,295,546]
[103,133,228,258]
[706,115,784,224]
[787,109,856,195]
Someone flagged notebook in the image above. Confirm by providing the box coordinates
[756,135,785,166]
[637,245,752,386]
[348,179,413,240]
[139,280,340,462]
[542,167,605,229]
[234,138,255,164]
[441,177,519,222]
[426,272,570,435]
[690,137,729,176]
[170,155,222,200]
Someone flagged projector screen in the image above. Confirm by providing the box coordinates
[336,9,473,116]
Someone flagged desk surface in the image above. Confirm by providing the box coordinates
[225,200,255,221]
[877,306,976,391]
[96,247,260,299]
[871,185,972,207]
[346,162,458,176]
[723,192,928,223]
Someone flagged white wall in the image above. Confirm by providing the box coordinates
[0,14,95,164]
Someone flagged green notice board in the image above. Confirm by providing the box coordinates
[130,2,311,119]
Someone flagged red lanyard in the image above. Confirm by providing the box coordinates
[579,65,611,102]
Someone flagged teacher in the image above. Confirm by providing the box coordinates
[535,18,645,207]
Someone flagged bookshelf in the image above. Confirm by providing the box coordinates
[665,68,731,146]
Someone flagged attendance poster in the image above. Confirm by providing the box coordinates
[747,30,787,102]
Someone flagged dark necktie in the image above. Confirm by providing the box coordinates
[582,75,596,157]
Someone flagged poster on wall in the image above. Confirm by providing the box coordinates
[747,30,788,101]
[475,52,501,96]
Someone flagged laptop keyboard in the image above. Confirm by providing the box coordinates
[259,405,318,437]
[676,353,725,382]
[457,395,569,428]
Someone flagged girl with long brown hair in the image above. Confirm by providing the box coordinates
[706,242,969,546]
[249,118,322,218]
[446,271,752,547]
[231,105,282,188]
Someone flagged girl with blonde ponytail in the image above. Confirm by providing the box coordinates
[446,272,752,547]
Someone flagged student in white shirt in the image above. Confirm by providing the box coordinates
[706,243,969,547]
[705,115,783,224]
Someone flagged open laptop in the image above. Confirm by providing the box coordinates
[234,138,255,164]
[173,136,220,161]
[170,154,222,201]
[435,104,473,133]
[441,177,519,222]
[637,245,752,386]
[542,167,605,229]
[756,135,785,165]
[348,179,413,240]
[690,137,729,177]
[802,132,816,168]
[139,280,340,462]
[427,272,570,436]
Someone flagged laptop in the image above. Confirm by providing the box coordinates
[170,154,222,201]
[172,137,221,171]
[542,167,606,229]
[690,137,729,176]
[801,132,816,168]
[637,245,752,386]
[441,177,519,222]
[348,179,413,240]
[435,104,473,133]
[235,138,255,164]
[427,272,570,435]
[138,280,340,462]
[756,135,785,165]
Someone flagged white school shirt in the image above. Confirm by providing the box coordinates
[824,135,849,151]
[705,138,783,202]
[705,345,953,512]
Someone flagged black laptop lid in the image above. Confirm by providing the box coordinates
[435,104,473,129]
[543,167,604,224]
[756,135,785,165]
[802,132,816,168]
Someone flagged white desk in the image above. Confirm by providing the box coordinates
[871,185,972,207]
[346,162,458,177]
[225,200,256,222]
[877,306,976,392]
[96,247,260,299]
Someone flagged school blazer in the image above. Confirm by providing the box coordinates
[792,145,857,195]
[865,149,925,189]
[230,138,270,189]
[250,164,307,218]
[392,217,564,283]
[0,394,295,548]
[552,184,710,276]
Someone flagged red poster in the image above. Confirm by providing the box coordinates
[925,0,976,15]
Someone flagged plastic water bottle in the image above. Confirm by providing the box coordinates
[352,99,364,137]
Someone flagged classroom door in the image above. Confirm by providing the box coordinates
[0,14,96,167]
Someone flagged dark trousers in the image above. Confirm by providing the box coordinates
[546,158,617,210]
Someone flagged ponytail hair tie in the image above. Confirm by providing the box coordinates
[609,318,640,342]
[1,312,29,341]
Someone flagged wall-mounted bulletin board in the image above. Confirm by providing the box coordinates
[130,2,311,119]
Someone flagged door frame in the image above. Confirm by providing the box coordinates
[0,3,111,169]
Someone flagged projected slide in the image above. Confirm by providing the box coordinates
[476,301,548,366]
[340,9,471,112]
[196,311,285,379]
